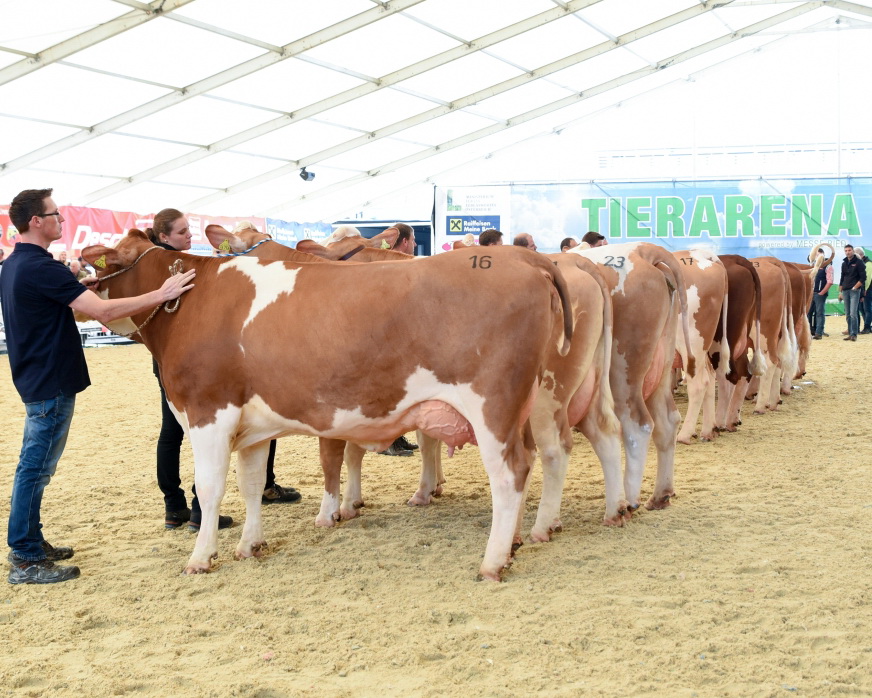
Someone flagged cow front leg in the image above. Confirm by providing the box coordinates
[316,438,344,527]
[676,369,705,444]
[408,434,443,506]
[234,441,269,561]
[340,441,366,519]
[185,418,235,574]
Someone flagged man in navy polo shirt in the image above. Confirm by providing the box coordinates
[1,188,196,584]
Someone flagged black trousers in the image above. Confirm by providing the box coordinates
[156,377,277,513]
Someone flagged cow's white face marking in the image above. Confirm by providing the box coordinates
[573,242,639,296]
[218,257,299,328]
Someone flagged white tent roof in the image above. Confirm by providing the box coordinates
[2,0,871,222]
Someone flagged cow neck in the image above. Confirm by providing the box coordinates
[338,244,365,261]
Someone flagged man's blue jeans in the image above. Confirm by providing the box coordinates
[843,288,861,336]
[7,393,76,561]
[811,292,827,336]
[863,291,872,331]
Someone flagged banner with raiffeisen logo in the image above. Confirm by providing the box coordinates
[433,178,872,267]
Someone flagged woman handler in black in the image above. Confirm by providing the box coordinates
[147,209,300,531]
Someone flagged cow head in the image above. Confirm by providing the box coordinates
[82,228,153,275]
[205,224,253,255]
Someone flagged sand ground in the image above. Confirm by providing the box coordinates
[0,315,870,697]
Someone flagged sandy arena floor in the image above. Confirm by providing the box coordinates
[1,315,870,697]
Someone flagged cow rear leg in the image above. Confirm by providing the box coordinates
[234,441,269,561]
[185,417,236,574]
[677,369,706,444]
[698,365,718,441]
[341,441,365,519]
[529,420,569,543]
[408,433,443,506]
[618,401,654,512]
[646,382,680,510]
[578,407,626,526]
[316,438,345,527]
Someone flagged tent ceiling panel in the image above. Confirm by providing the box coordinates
[314,88,447,133]
[153,150,286,189]
[66,16,266,87]
[0,117,79,163]
[35,134,198,179]
[96,180,222,216]
[301,14,461,79]
[0,52,21,70]
[628,13,732,63]
[316,138,427,172]
[173,0,375,47]
[0,0,127,54]
[0,63,171,125]
[580,0,700,37]
[483,14,610,69]
[238,120,361,161]
[206,57,366,113]
[712,1,803,30]
[548,49,650,93]
[120,96,278,144]
[396,52,524,103]
[403,0,556,40]
[473,81,579,122]
[397,110,500,146]
[6,169,121,208]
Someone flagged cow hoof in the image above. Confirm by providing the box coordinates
[699,433,715,442]
[339,506,361,520]
[602,514,626,527]
[646,493,674,510]
[183,560,212,575]
[753,409,766,415]
[407,492,433,507]
[234,541,268,560]
[529,529,550,543]
[677,436,694,445]
[477,570,502,583]
[511,537,524,553]
[314,514,338,528]
[433,484,444,497]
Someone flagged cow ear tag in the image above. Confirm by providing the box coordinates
[380,240,391,249]
[219,240,231,252]
[94,255,107,268]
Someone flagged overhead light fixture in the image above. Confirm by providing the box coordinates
[300,167,315,182]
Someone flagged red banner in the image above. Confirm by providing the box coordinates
[0,205,266,256]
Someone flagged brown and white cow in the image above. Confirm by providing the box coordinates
[713,254,767,432]
[84,230,573,581]
[671,249,729,444]
[570,242,695,513]
[208,226,625,540]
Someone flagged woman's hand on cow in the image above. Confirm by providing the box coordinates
[159,269,196,301]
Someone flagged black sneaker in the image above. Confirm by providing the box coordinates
[7,541,74,564]
[262,484,302,504]
[165,507,192,530]
[188,513,233,532]
[8,559,80,585]
[395,435,419,451]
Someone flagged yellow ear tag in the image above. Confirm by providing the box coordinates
[219,240,231,252]
[380,239,391,249]
[94,255,107,268]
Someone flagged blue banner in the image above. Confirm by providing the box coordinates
[266,218,332,247]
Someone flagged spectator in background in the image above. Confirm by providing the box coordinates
[512,233,537,251]
[838,243,866,341]
[0,248,5,265]
[809,248,833,340]
[76,252,91,274]
[560,237,578,252]
[856,247,872,334]
[479,229,503,246]
[68,259,88,281]
[56,250,69,266]
[581,231,607,248]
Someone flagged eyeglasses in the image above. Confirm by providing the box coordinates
[36,211,61,218]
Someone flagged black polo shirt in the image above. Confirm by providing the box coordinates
[0,242,90,402]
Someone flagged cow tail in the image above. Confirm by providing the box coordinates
[737,256,767,377]
[572,256,619,433]
[719,281,731,377]
[536,257,573,356]
[653,254,696,379]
